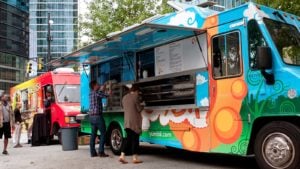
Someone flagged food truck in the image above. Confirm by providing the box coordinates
[10,68,81,142]
[55,2,300,169]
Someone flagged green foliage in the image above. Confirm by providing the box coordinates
[256,0,300,16]
[80,0,173,41]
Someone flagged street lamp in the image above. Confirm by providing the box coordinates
[47,12,54,71]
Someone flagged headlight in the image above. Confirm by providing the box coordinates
[65,116,77,124]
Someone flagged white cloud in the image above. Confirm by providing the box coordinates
[168,10,198,28]
[243,3,269,24]
[196,73,207,85]
[200,97,209,107]
[79,0,91,16]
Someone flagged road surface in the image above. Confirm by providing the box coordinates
[0,140,259,169]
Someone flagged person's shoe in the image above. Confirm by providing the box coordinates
[91,153,98,157]
[13,144,22,148]
[119,158,128,164]
[91,152,98,157]
[133,159,143,164]
[99,153,109,157]
[2,150,8,155]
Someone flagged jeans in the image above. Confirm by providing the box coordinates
[89,115,106,155]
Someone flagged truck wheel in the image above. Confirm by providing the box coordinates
[109,125,124,155]
[254,121,300,169]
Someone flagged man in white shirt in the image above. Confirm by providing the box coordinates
[0,93,15,155]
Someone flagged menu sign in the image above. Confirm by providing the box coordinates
[169,41,183,72]
[155,36,205,76]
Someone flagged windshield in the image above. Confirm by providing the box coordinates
[264,19,300,65]
[55,85,80,103]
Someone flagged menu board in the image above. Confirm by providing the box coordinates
[155,36,206,76]
[169,41,183,72]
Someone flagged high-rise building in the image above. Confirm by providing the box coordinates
[0,0,29,93]
[29,0,78,65]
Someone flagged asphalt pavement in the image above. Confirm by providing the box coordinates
[0,139,259,169]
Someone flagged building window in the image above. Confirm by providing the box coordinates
[212,32,241,78]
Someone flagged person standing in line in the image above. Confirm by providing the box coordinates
[0,93,15,155]
[119,84,144,164]
[13,103,22,148]
[89,80,109,157]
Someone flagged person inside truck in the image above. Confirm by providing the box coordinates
[44,91,53,108]
[44,90,53,136]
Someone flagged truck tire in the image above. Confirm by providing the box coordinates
[254,121,300,169]
[109,125,124,155]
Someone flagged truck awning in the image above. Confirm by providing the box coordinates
[51,23,205,67]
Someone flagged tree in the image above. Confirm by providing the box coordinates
[255,0,300,16]
[80,0,173,42]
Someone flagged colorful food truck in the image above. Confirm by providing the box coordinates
[10,68,81,142]
[57,2,299,169]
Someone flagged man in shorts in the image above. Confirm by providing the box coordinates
[0,93,15,155]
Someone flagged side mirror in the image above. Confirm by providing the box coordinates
[257,46,272,70]
[257,46,275,85]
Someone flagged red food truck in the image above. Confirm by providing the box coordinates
[10,68,81,143]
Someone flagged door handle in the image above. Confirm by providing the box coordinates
[212,85,216,97]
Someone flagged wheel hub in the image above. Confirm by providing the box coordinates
[111,129,122,150]
[263,133,295,169]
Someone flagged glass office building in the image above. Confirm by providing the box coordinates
[0,0,29,93]
[29,0,78,62]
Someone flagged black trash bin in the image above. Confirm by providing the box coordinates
[61,127,78,151]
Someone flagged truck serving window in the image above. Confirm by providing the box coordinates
[212,32,241,78]
[137,49,155,80]
[264,19,300,65]
[248,20,268,69]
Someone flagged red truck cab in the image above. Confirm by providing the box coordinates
[10,68,81,142]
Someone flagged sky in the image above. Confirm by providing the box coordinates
[78,0,91,43]
[79,0,90,16]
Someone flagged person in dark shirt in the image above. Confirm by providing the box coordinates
[89,80,109,157]
[13,103,22,148]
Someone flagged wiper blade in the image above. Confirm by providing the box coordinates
[58,81,67,97]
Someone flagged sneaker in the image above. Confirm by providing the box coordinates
[2,150,8,155]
